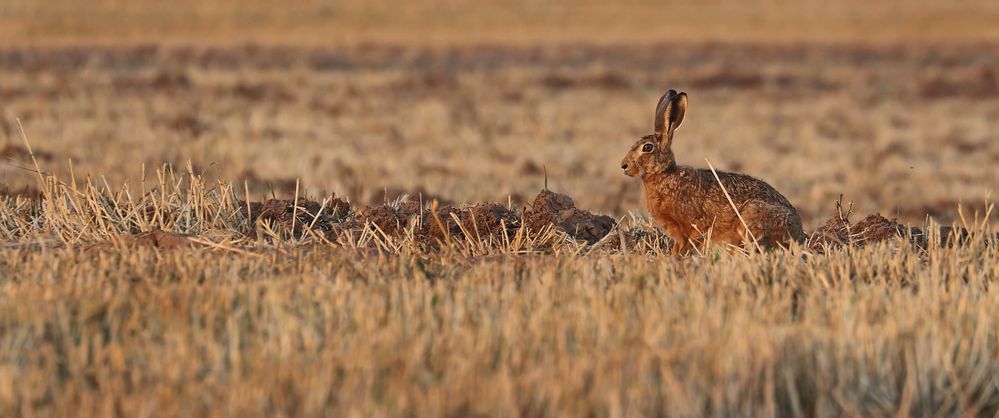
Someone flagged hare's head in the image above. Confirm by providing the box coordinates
[621,89,687,177]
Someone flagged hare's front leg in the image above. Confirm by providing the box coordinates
[669,235,691,255]
[656,217,692,256]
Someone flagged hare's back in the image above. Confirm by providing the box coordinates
[700,169,797,210]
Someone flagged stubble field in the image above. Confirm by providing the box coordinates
[2,3,999,416]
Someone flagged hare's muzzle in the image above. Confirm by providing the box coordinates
[621,162,638,177]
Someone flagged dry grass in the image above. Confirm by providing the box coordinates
[3,242,999,417]
[1,154,997,417]
[2,3,999,416]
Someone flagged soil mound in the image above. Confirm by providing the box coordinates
[355,190,621,246]
[428,203,520,242]
[243,196,351,238]
[809,201,926,251]
[357,200,520,245]
[357,200,421,236]
[850,214,913,246]
[524,190,615,244]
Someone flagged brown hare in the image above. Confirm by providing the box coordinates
[620,89,806,255]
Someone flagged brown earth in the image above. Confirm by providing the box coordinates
[806,199,998,251]
[242,196,352,239]
[357,199,520,246]
[523,190,617,244]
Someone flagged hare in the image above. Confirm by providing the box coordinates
[620,89,806,255]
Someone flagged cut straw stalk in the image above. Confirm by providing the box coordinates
[15,118,46,191]
[705,158,762,253]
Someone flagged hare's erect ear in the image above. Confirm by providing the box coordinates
[670,92,687,134]
[653,90,688,141]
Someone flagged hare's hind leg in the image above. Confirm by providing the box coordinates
[737,201,786,250]
[739,201,803,250]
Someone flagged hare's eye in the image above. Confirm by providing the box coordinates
[641,143,654,152]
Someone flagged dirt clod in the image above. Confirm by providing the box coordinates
[243,196,351,238]
[524,190,615,244]
[358,200,520,246]
[809,200,923,251]
[357,200,421,236]
[849,214,911,245]
[426,203,520,243]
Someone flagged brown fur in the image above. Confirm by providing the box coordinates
[621,90,806,254]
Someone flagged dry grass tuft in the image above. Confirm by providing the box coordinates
[2,219,998,416]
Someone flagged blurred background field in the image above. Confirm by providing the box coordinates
[1,1,997,226]
[2,0,999,45]
[2,43,999,227]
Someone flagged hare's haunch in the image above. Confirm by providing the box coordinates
[620,90,806,255]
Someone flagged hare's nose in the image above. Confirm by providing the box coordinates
[621,163,629,170]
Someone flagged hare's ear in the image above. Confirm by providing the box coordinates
[654,90,687,142]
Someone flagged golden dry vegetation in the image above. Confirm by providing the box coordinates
[2,1,999,417]
[0,169,997,417]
